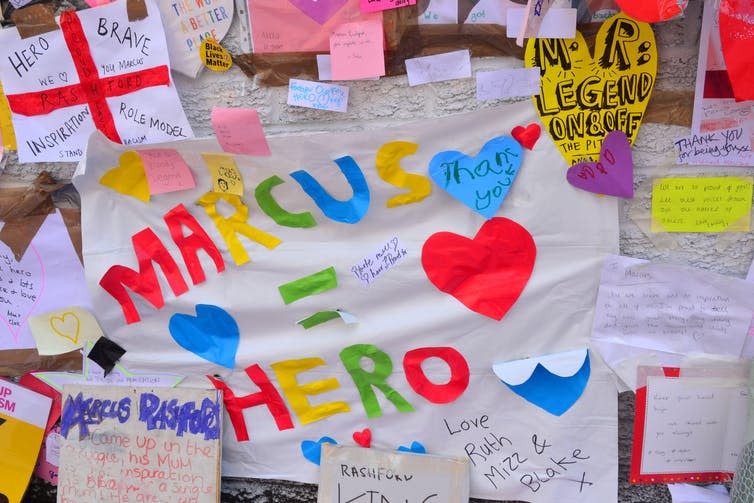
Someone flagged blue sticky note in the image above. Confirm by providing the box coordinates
[428,136,523,219]
[290,155,370,224]
[169,304,239,368]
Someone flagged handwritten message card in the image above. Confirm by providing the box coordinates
[57,385,221,503]
[318,444,470,503]
[591,255,754,389]
[330,20,385,81]
[405,50,472,86]
[211,108,271,156]
[0,380,51,503]
[288,79,350,113]
[0,210,92,351]
[652,177,753,232]
[351,236,408,285]
[476,67,541,101]
[631,366,749,483]
[675,126,754,166]
[139,149,196,195]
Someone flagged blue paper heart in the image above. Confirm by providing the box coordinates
[168,304,239,368]
[429,136,523,219]
[301,436,338,465]
[397,441,426,454]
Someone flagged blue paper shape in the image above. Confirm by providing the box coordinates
[168,304,239,369]
[397,441,426,454]
[428,136,523,219]
[301,436,338,465]
[290,155,370,224]
[502,351,590,416]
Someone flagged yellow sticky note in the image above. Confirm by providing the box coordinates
[28,306,105,356]
[202,152,244,196]
[651,176,753,232]
[0,79,17,151]
[99,150,151,202]
[526,13,657,166]
[200,38,233,72]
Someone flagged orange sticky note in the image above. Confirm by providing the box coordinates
[330,20,386,81]
[138,149,196,195]
[211,108,271,156]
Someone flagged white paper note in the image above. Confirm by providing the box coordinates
[287,79,349,113]
[405,50,472,86]
[591,255,754,388]
[668,483,730,503]
[476,67,541,101]
[417,0,458,24]
[506,8,577,39]
[675,126,754,166]
[351,237,408,286]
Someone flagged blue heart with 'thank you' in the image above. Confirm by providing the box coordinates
[169,304,239,368]
[428,136,523,219]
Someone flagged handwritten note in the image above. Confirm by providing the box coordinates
[318,445,470,502]
[405,50,472,86]
[640,374,748,475]
[361,0,416,12]
[211,108,271,156]
[591,255,754,389]
[476,68,541,101]
[288,79,350,113]
[202,152,244,196]
[330,20,386,80]
[675,126,754,166]
[351,237,408,285]
[57,385,221,503]
[652,177,753,232]
[506,7,577,39]
[139,148,196,195]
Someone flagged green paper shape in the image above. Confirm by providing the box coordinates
[298,311,341,329]
[255,175,317,228]
[279,267,338,305]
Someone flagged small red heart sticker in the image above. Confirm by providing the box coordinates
[511,124,541,150]
[352,428,372,448]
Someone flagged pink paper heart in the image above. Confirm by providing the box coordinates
[288,0,348,24]
[566,131,634,199]
[0,244,45,343]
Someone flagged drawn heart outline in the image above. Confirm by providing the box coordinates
[352,428,371,448]
[422,217,536,321]
[566,130,634,198]
[168,304,239,368]
[525,12,657,166]
[428,136,523,219]
[49,312,81,344]
[301,436,338,465]
[511,124,541,150]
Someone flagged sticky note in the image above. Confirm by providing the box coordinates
[476,68,541,101]
[202,152,244,196]
[360,0,416,13]
[0,80,17,150]
[317,55,380,81]
[652,177,753,232]
[138,149,196,194]
[211,108,271,156]
[405,50,472,86]
[288,79,350,113]
[329,20,386,81]
[28,306,105,356]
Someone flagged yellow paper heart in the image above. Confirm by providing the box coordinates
[99,150,150,202]
[49,311,81,344]
[526,13,657,166]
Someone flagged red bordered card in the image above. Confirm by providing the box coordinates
[630,365,750,484]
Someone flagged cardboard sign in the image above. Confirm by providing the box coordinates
[0,380,52,503]
[57,384,222,502]
[0,0,193,163]
[526,13,657,166]
[317,444,470,502]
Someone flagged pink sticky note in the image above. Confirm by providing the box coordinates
[138,149,196,195]
[360,0,416,13]
[330,20,386,80]
[211,108,272,156]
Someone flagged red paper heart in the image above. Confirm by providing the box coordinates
[719,0,754,101]
[422,217,536,321]
[511,124,541,150]
[353,428,371,448]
